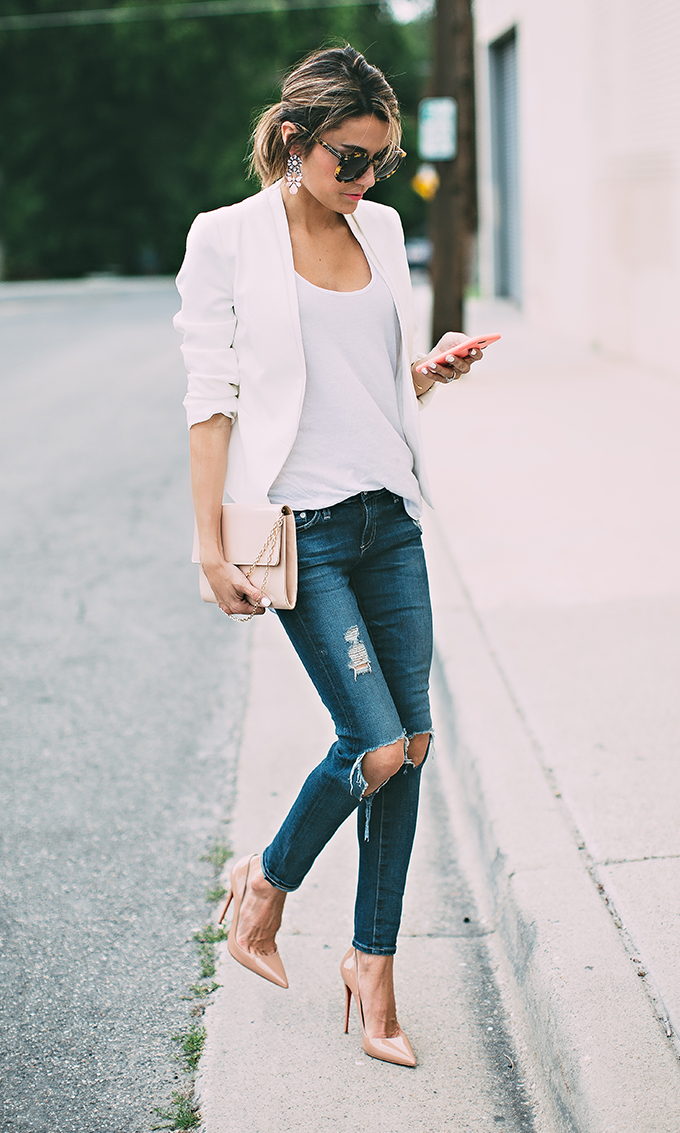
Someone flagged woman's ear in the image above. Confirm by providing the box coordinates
[281,121,300,150]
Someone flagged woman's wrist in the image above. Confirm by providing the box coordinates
[199,545,225,571]
[411,362,435,397]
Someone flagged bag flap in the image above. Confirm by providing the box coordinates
[222,504,283,567]
[192,506,286,567]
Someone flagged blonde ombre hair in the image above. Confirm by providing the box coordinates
[250,45,401,187]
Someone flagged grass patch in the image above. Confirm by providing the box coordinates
[152,839,231,1129]
[152,1088,200,1131]
[205,883,227,905]
[172,1023,206,1073]
[200,838,232,875]
[193,922,229,979]
[189,980,221,999]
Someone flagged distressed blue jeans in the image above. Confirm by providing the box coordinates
[260,489,433,955]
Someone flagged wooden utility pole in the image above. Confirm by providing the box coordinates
[429,0,477,342]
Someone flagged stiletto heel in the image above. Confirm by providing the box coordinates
[217,888,233,925]
[223,855,288,989]
[340,947,416,1067]
[344,982,352,1034]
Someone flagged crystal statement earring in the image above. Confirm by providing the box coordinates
[285,152,303,195]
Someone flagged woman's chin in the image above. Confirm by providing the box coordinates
[335,195,363,213]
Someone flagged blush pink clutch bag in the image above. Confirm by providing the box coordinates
[192,504,297,611]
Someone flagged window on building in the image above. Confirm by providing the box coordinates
[489,28,520,302]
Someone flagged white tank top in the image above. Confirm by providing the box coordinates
[268,262,421,516]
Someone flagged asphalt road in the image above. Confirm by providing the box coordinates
[0,280,250,1132]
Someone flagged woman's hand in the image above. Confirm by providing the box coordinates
[411,331,484,395]
[202,557,270,617]
[190,415,268,617]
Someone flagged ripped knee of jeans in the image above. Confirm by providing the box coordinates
[349,737,408,842]
[404,732,432,769]
[349,737,405,802]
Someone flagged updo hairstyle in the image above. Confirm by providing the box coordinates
[250,45,401,187]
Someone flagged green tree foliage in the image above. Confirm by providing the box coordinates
[0,0,431,278]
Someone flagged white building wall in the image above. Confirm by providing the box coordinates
[474,0,680,373]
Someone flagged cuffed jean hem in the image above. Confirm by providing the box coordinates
[260,854,301,894]
[351,940,397,956]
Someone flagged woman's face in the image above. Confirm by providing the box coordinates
[286,115,393,214]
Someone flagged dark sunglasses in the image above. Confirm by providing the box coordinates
[298,127,406,183]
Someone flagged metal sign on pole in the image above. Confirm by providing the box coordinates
[418,97,458,162]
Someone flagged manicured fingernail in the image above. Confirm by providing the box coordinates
[417,365,428,373]
[445,354,455,364]
[429,364,437,372]
[260,595,272,607]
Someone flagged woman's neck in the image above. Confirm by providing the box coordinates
[280,183,348,235]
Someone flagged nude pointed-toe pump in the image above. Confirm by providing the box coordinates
[219,854,288,989]
[340,947,416,1067]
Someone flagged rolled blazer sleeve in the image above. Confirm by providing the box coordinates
[174,210,240,428]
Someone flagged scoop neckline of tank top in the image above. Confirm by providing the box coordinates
[294,268,375,295]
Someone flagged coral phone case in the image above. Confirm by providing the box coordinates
[416,333,500,372]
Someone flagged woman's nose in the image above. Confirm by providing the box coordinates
[356,164,376,189]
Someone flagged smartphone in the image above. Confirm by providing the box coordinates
[416,333,501,373]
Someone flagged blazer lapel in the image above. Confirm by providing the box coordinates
[265,183,306,385]
[347,210,413,353]
[347,206,433,509]
[226,184,307,501]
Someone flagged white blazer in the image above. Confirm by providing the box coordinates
[174,182,434,509]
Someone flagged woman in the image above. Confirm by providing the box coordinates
[174,45,481,1067]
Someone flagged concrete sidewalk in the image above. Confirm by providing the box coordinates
[196,613,542,1133]
[420,296,680,1130]
[196,293,680,1132]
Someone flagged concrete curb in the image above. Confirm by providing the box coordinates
[423,512,680,1133]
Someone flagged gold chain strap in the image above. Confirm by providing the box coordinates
[228,514,284,622]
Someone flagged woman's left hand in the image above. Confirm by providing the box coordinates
[412,331,484,391]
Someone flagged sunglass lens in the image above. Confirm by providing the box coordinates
[375,150,404,181]
[336,155,370,182]
[334,148,405,183]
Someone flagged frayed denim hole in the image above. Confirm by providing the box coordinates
[344,625,372,680]
[363,794,373,841]
[349,749,400,841]
[348,732,406,837]
[403,732,433,771]
[349,751,368,800]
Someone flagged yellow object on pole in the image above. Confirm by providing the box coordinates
[412,163,440,201]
